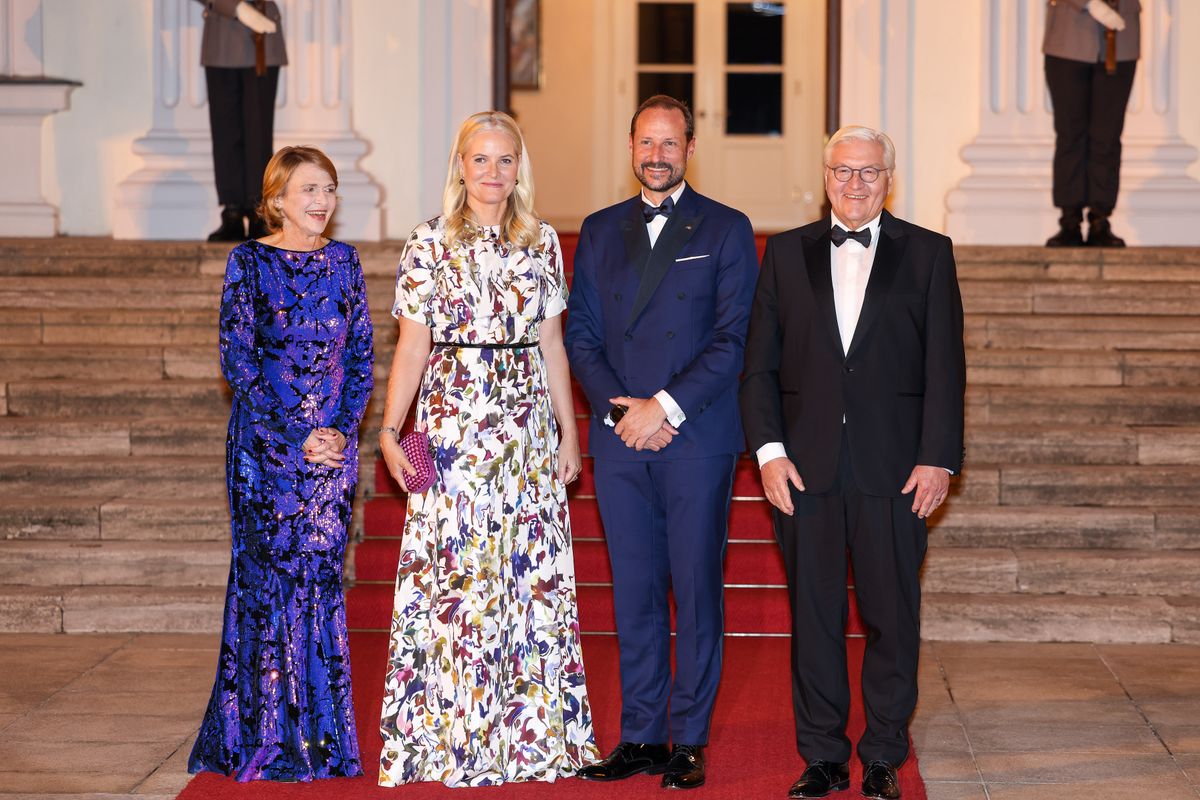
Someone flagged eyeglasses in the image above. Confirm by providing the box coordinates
[826,165,887,184]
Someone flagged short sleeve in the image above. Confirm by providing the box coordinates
[392,221,438,325]
[540,222,569,319]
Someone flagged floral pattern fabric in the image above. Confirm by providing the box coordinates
[378,218,598,787]
[190,240,373,782]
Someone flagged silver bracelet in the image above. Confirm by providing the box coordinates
[379,426,400,441]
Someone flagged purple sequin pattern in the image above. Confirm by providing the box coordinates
[189,240,374,782]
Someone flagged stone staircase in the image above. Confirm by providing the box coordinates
[0,238,1197,642]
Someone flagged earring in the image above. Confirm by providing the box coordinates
[515,179,519,185]
[459,178,464,185]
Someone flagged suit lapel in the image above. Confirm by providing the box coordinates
[618,199,651,277]
[846,210,907,359]
[627,188,702,329]
[803,224,843,360]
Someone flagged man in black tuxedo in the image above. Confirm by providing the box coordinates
[739,126,965,800]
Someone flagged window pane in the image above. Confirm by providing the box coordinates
[638,3,695,64]
[727,2,784,65]
[726,73,782,134]
[638,72,695,110]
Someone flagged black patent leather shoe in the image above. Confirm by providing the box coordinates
[207,207,246,242]
[788,759,850,798]
[577,741,670,782]
[861,760,901,800]
[661,744,705,789]
[1086,216,1126,247]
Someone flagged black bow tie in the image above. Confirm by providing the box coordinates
[831,225,871,248]
[642,196,675,223]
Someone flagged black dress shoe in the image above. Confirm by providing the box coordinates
[661,744,705,790]
[1086,215,1126,247]
[577,741,670,781]
[861,760,901,800]
[207,207,246,242]
[788,760,850,798]
[1045,224,1084,247]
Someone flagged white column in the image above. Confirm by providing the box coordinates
[838,0,917,221]
[0,0,78,237]
[946,0,1200,245]
[114,0,384,241]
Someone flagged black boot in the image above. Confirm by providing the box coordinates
[1086,210,1126,247]
[207,206,246,242]
[1045,207,1084,247]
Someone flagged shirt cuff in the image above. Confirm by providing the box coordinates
[654,390,687,428]
[756,442,788,468]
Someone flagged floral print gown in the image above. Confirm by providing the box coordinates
[190,240,373,782]
[378,218,598,787]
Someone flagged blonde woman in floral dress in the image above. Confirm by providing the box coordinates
[376,111,599,787]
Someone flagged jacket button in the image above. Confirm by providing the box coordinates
[666,331,674,339]
[677,291,686,299]
[624,333,632,341]
[844,366,854,374]
[614,293,622,301]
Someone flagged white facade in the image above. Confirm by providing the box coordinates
[26,0,1200,242]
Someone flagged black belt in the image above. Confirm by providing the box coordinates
[433,341,539,349]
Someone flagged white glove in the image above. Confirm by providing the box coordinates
[235,2,277,35]
[1086,0,1126,31]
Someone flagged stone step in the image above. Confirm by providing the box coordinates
[964,424,1200,466]
[0,239,215,277]
[966,349,1200,388]
[0,457,225,499]
[970,386,1200,425]
[39,309,217,346]
[0,585,225,633]
[0,345,169,382]
[0,496,230,542]
[998,465,1200,507]
[953,246,1200,282]
[929,504,1198,549]
[0,417,230,457]
[0,540,229,587]
[921,593,1181,643]
[961,280,1200,316]
[0,275,222,310]
[6,379,228,418]
[968,313,1200,351]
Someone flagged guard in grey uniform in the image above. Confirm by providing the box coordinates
[1043,0,1140,248]
[195,0,287,242]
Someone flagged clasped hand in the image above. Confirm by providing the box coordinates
[303,427,346,466]
[609,396,679,452]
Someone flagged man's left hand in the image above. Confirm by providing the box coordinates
[901,465,950,519]
[609,395,668,451]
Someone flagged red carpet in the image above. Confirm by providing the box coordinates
[179,635,926,799]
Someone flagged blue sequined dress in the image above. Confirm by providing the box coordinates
[189,240,374,782]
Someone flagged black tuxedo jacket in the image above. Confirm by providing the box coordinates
[739,210,966,497]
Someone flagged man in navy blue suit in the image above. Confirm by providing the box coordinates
[566,95,758,791]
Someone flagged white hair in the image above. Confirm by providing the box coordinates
[824,125,896,171]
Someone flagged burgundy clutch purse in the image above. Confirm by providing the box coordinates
[399,431,436,493]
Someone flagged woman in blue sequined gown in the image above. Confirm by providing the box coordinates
[189,146,374,782]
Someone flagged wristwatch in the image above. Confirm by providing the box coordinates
[607,404,628,425]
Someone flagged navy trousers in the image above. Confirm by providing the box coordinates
[594,454,736,746]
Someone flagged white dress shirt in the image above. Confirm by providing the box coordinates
[755,213,882,467]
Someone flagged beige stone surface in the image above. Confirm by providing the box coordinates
[1033,281,1200,316]
[929,504,1154,549]
[1015,549,1200,596]
[984,386,1200,426]
[0,587,62,633]
[0,457,225,499]
[1122,351,1200,386]
[0,419,131,457]
[6,378,228,419]
[1155,509,1200,549]
[1138,426,1200,465]
[967,349,1122,387]
[0,498,101,541]
[62,586,224,634]
[922,548,1018,594]
[921,594,1173,643]
[100,498,228,542]
[964,424,1137,466]
[128,417,226,458]
[1000,465,1200,507]
[0,309,42,345]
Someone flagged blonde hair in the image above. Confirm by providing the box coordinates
[258,145,339,233]
[442,111,540,249]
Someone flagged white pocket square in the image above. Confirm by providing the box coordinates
[675,254,710,262]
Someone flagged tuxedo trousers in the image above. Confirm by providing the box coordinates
[205,66,280,211]
[775,428,927,767]
[1045,55,1136,215]
[594,454,735,746]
